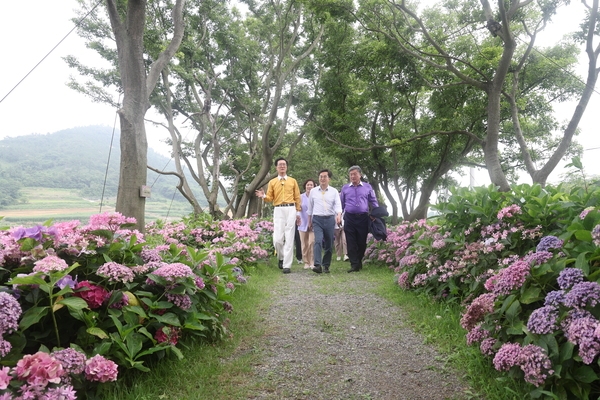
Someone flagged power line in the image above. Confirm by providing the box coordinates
[0,0,104,105]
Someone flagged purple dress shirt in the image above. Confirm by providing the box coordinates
[340,182,378,214]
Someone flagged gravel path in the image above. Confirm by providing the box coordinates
[248,266,471,400]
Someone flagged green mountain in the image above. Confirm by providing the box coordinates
[0,126,204,210]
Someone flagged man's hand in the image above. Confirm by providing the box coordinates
[255,188,264,198]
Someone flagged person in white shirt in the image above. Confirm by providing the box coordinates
[307,169,342,274]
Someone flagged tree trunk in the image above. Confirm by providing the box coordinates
[106,0,185,231]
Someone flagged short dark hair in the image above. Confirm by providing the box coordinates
[274,157,288,167]
[318,169,332,178]
[303,178,316,190]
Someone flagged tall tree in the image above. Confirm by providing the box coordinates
[228,0,325,218]
[68,0,185,230]
[312,8,477,220]
[358,0,598,190]
[107,0,185,230]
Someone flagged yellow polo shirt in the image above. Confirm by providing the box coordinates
[264,175,301,211]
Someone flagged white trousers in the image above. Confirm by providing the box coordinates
[273,206,297,269]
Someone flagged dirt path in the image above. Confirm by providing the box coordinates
[248,267,471,400]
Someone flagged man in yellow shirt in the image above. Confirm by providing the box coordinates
[255,157,301,273]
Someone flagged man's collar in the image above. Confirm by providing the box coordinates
[351,181,363,186]
[319,185,329,191]
[279,175,287,180]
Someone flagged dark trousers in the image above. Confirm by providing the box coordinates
[344,213,369,270]
[312,215,335,267]
[294,224,302,261]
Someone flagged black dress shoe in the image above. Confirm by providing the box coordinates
[312,265,322,274]
[278,260,283,269]
[323,266,330,273]
[283,268,291,274]
[347,268,360,273]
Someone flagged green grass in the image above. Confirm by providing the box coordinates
[101,261,532,400]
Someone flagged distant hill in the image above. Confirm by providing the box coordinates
[0,126,205,211]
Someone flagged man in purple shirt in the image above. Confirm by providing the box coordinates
[340,166,379,273]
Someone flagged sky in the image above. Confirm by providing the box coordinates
[1,1,599,188]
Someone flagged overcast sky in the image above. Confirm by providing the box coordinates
[1,1,598,186]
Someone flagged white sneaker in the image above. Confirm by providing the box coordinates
[336,256,341,261]
[297,259,303,264]
[304,264,312,269]
[344,255,349,261]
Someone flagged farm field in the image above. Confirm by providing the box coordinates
[1,187,192,226]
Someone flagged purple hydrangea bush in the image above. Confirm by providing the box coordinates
[366,183,600,398]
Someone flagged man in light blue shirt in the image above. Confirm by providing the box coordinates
[308,169,342,273]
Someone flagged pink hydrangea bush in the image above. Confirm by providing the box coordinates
[0,350,117,399]
[0,211,260,397]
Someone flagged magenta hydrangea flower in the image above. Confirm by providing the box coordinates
[460,293,497,331]
[527,306,558,334]
[155,326,180,345]
[97,262,135,284]
[524,251,553,266]
[0,340,11,358]
[518,344,554,387]
[493,342,521,371]
[0,366,11,390]
[51,348,87,375]
[15,351,65,386]
[466,324,490,345]
[195,276,205,289]
[497,204,521,220]
[73,281,109,309]
[564,315,600,364]
[557,268,585,290]
[84,354,118,383]
[480,338,497,356]
[33,255,69,273]
[151,263,194,283]
[140,247,162,263]
[165,293,192,310]
[536,236,563,253]
[86,212,136,232]
[43,385,77,400]
[485,260,530,295]
[397,272,410,289]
